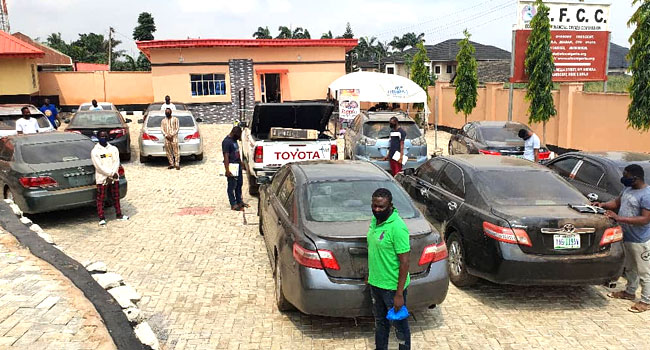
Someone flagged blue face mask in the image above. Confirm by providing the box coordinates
[98,137,108,146]
[621,176,636,187]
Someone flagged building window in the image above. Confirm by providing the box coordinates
[435,65,441,74]
[387,67,395,74]
[446,65,453,74]
[190,74,226,96]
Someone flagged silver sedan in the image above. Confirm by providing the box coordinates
[138,110,204,163]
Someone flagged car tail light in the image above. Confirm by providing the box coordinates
[600,226,623,246]
[479,149,501,156]
[538,151,551,160]
[19,176,58,189]
[292,242,340,270]
[65,129,81,134]
[254,146,263,163]
[483,222,532,247]
[109,128,126,138]
[184,131,200,141]
[118,165,125,177]
[142,133,159,141]
[418,242,448,265]
[330,144,338,160]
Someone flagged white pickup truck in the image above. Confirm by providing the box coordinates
[241,103,338,195]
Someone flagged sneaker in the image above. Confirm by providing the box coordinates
[116,215,129,221]
[175,165,180,170]
[99,219,107,226]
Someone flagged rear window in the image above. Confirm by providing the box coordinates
[147,115,195,128]
[479,125,528,142]
[20,139,95,164]
[477,171,586,206]
[363,122,421,139]
[0,115,50,130]
[80,105,113,111]
[70,113,121,127]
[146,103,187,112]
[306,181,417,222]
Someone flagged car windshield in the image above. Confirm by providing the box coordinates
[20,139,95,164]
[363,121,421,139]
[306,181,417,222]
[80,105,112,111]
[0,115,50,130]
[70,112,121,127]
[147,103,187,112]
[476,171,587,206]
[479,125,527,142]
[147,115,195,128]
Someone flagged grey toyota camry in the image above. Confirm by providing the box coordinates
[258,160,449,317]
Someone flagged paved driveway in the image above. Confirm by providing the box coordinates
[32,124,650,350]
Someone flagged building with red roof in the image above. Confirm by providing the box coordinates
[0,29,44,99]
[12,32,73,71]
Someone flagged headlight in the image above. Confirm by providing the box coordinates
[410,136,426,146]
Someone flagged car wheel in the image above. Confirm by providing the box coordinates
[195,153,204,161]
[274,259,294,312]
[447,232,478,287]
[121,152,131,162]
[139,154,148,164]
[248,173,260,196]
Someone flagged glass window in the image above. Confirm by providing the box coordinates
[20,140,94,164]
[277,173,295,209]
[146,115,195,128]
[574,161,605,188]
[146,103,187,112]
[190,73,226,96]
[478,125,529,142]
[0,115,49,130]
[70,112,121,127]
[418,159,446,184]
[306,181,416,222]
[437,163,465,198]
[387,67,395,74]
[362,122,422,139]
[548,157,580,178]
[466,126,477,140]
[435,66,441,74]
[446,65,453,74]
[477,171,586,206]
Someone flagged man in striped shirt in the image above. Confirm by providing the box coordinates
[161,108,180,170]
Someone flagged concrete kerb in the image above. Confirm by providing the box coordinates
[0,200,155,350]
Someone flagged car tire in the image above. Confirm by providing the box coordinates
[248,173,260,196]
[195,153,204,161]
[274,259,294,312]
[447,232,478,288]
[121,153,131,162]
[139,154,147,164]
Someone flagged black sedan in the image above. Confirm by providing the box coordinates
[449,121,551,159]
[65,111,132,161]
[0,133,127,214]
[258,160,448,317]
[545,152,650,203]
[397,155,624,287]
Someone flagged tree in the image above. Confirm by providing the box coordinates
[341,22,354,39]
[321,30,333,39]
[390,32,425,52]
[253,26,272,39]
[276,26,292,39]
[525,0,557,143]
[453,30,479,124]
[410,42,436,127]
[46,33,69,53]
[133,12,156,41]
[627,0,650,131]
[292,27,310,39]
[338,23,356,72]
[357,36,377,61]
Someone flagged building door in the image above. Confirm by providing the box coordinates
[263,73,281,103]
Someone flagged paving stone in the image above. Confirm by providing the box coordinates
[107,288,136,309]
[109,285,141,303]
[123,307,144,324]
[85,261,107,273]
[134,322,160,350]
[92,272,123,289]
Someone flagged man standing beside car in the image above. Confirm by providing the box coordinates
[596,164,650,313]
[16,106,40,135]
[161,108,180,170]
[383,117,406,176]
[222,126,247,211]
[367,188,411,350]
[91,131,129,226]
[518,129,541,163]
[39,98,60,129]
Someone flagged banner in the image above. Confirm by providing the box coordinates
[338,89,360,120]
[517,1,610,32]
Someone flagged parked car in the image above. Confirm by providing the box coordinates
[258,160,449,317]
[344,112,427,171]
[77,102,117,112]
[65,111,132,161]
[0,132,127,214]
[138,110,203,163]
[396,155,624,287]
[143,101,188,121]
[545,152,650,203]
[448,121,551,159]
[0,104,56,136]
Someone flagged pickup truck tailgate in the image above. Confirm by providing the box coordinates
[260,141,334,167]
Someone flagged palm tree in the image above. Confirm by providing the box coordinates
[403,32,426,49]
[253,26,272,39]
[292,27,311,39]
[357,36,377,61]
[321,30,333,39]
[390,35,407,52]
[276,26,292,39]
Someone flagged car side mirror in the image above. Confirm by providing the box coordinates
[257,176,272,185]
[125,118,132,123]
[195,118,203,123]
[403,168,415,176]
[137,119,144,124]
[587,193,599,202]
[64,119,70,124]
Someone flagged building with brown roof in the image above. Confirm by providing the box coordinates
[11,32,73,71]
[0,29,44,100]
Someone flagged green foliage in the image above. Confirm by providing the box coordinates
[410,42,435,126]
[46,33,68,53]
[133,12,156,41]
[339,23,356,73]
[253,26,272,39]
[584,75,632,93]
[524,0,557,133]
[627,0,650,131]
[292,27,310,39]
[321,31,333,39]
[276,26,292,39]
[390,32,425,52]
[341,23,354,39]
[453,30,478,124]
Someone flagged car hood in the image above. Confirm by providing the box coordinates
[251,103,334,135]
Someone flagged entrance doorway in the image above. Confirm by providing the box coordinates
[262,73,281,103]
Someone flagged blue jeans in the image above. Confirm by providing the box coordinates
[226,165,243,206]
[370,285,410,350]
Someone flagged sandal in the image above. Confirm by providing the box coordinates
[240,203,251,208]
[628,301,650,313]
[607,291,636,301]
[231,204,243,211]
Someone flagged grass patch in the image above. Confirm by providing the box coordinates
[502,75,631,93]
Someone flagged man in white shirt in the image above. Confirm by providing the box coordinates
[15,106,40,135]
[160,95,176,111]
[518,129,541,163]
[91,131,129,226]
[89,99,103,111]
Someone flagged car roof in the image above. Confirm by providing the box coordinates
[443,154,550,172]
[563,151,650,166]
[149,101,186,105]
[362,112,414,123]
[0,105,43,115]
[80,102,114,106]
[4,132,89,145]
[147,110,193,117]
[471,121,528,128]
[74,110,120,115]
[293,161,392,183]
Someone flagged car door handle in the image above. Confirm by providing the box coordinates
[448,202,458,211]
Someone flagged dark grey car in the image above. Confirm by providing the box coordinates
[258,160,448,317]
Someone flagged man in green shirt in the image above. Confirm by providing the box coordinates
[367,188,411,350]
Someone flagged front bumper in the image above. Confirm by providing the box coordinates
[140,139,203,157]
[470,242,625,286]
[353,155,428,171]
[17,179,128,214]
[282,260,449,317]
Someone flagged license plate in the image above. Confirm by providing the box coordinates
[553,234,581,250]
[68,175,93,187]
[90,136,98,142]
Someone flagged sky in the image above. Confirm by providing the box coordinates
[6,0,638,59]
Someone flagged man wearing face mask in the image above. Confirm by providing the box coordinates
[595,164,650,313]
[518,128,541,163]
[222,126,247,211]
[383,117,406,176]
[161,108,180,170]
[91,131,129,226]
[367,188,411,350]
[16,106,40,135]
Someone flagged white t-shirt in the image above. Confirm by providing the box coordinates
[523,133,541,161]
[160,103,176,111]
[15,117,40,134]
[89,105,103,111]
